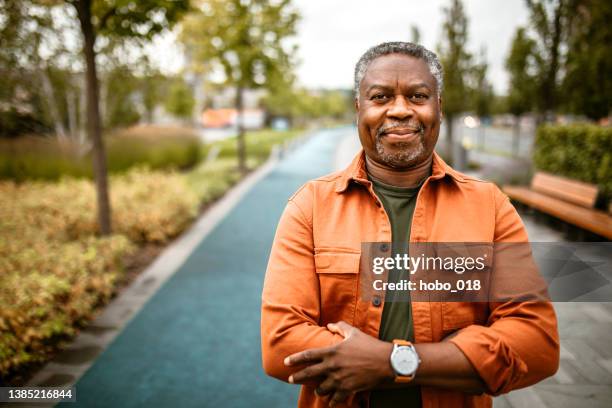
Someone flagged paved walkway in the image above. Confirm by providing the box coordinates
[32,127,346,407]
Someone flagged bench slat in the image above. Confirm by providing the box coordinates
[503,186,612,239]
[531,172,598,208]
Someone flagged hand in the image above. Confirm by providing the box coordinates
[284,321,394,406]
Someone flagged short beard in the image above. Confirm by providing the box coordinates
[375,121,426,168]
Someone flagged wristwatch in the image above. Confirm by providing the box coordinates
[390,339,420,383]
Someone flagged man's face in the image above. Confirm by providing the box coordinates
[356,53,442,169]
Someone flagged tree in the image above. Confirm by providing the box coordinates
[506,27,537,154]
[165,77,196,120]
[437,0,472,164]
[470,48,494,151]
[180,0,299,173]
[0,1,75,138]
[562,0,611,121]
[524,0,574,121]
[410,25,420,44]
[65,0,190,235]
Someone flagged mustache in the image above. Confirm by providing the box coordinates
[377,121,425,138]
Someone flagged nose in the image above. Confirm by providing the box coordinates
[386,96,414,120]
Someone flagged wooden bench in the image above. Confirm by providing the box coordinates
[503,172,612,240]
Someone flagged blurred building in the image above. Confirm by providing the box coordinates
[201,108,265,129]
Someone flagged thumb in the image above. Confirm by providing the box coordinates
[327,321,355,338]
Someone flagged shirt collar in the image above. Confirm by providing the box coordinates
[334,149,465,193]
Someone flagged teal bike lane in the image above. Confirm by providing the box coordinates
[59,128,348,408]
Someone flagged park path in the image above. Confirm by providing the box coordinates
[53,127,350,408]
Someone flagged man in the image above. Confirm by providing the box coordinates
[261,42,559,408]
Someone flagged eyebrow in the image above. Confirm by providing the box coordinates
[365,82,433,94]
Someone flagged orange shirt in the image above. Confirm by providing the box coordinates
[261,151,559,408]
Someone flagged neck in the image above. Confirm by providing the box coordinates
[365,154,433,188]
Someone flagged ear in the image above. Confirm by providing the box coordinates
[354,97,359,112]
[438,95,443,121]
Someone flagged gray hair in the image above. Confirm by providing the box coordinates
[354,42,443,99]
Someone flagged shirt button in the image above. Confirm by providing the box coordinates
[372,295,382,307]
[380,243,389,252]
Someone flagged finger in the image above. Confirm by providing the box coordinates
[289,362,329,384]
[314,376,336,397]
[327,321,355,338]
[329,390,351,407]
[285,346,332,366]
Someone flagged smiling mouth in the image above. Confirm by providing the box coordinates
[383,128,421,136]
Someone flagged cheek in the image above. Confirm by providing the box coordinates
[417,106,439,126]
[358,109,383,144]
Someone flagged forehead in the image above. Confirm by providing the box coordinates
[361,53,435,89]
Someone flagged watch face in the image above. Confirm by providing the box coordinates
[392,346,418,376]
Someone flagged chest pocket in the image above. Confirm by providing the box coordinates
[314,251,360,326]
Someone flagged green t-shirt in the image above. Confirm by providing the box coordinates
[369,175,422,408]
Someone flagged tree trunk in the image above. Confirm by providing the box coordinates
[67,88,78,140]
[235,85,247,174]
[512,115,521,157]
[542,0,564,120]
[77,72,91,156]
[74,0,112,235]
[39,64,67,141]
[445,114,454,165]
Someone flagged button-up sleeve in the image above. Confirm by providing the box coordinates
[261,194,343,381]
[449,187,560,395]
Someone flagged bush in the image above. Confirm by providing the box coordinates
[0,234,134,378]
[0,126,202,181]
[207,129,302,166]
[0,167,202,379]
[533,124,612,204]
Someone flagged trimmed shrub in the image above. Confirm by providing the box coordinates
[0,126,202,181]
[533,124,612,204]
[208,129,302,165]
[0,168,201,379]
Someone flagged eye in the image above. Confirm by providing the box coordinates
[371,94,390,102]
[410,93,429,102]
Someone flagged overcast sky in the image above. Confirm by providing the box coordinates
[150,0,530,96]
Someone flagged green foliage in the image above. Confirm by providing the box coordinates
[205,129,302,165]
[533,124,612,201]
[0,234,133,379]
[562,0,612,120]
[437,0,472,117]
[470,48,494,118]
[92,0,191,40]
[0,126,202,181]
[180,0,298,89]
[524,0,573,116]
[505,27,537,117]
[262,88,352,123]
[103,66,141,128]
[164,78,195,119]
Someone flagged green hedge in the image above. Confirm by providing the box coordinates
[205,129,302,165]
[0,126,202,182]
[533,124,612,205]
